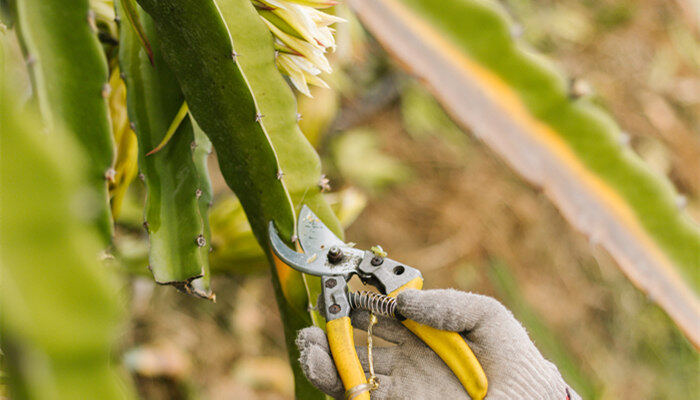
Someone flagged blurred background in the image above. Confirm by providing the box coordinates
[20,0,697,399]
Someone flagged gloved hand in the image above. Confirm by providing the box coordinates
[296,289,581,399]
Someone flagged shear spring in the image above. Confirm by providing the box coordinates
[348,291,398,318]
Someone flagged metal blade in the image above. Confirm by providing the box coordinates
[268,222,313,272]
[268,221,361,276]
[297,205,346,254]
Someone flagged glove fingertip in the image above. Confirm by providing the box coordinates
[395,289,422,312]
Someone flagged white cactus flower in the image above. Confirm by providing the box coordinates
[255,0,344,96]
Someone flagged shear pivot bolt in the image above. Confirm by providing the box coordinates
[329,304,341,314]
[325,278,337,288]
[327,246,343,264]
[371,256,384,266]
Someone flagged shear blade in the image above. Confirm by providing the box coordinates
[268,222,320,275]
[268,206,364,277]
[297,205,346,254]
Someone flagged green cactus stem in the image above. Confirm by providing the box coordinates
[14,0,115,241]
[117,0,213,299]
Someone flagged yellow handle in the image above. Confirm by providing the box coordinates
[389,277,488,399]
[327,317,370,400]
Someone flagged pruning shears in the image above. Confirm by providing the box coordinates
[269,206,488,400]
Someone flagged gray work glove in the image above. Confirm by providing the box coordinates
[296,289,581,400]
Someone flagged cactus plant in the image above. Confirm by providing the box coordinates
[216,0,343,324]
[116,0,214,299]
[13,0,115,241]
[133,0,340,395]
[0,80,135,400]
